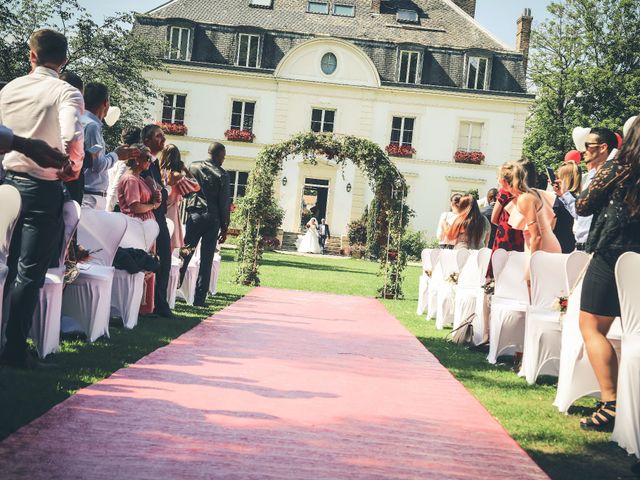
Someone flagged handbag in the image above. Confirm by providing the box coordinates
[448,313,475,346]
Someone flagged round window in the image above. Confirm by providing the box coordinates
[321,52,337,75]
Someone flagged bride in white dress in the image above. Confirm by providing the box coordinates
[296,217,323,254]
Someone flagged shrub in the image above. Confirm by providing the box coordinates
[156,122,187,136]
[386,143,416,157]
[348,219,367,245]
[401,229,428,261]
[224,129,255,142]
[454,150,485,164]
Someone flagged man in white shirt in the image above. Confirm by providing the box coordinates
[555,128,618,250]
[0,29,84,369]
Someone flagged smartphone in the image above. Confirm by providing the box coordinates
[545,166,557,183]
[87,144,103,154]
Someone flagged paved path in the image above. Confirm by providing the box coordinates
[0,288,548,479]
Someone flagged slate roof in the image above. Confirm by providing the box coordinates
[142,0,517,53]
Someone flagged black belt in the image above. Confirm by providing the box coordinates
[84,190,107,197]
[576,242,586,251]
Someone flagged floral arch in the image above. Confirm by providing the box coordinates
[235,132,409,298]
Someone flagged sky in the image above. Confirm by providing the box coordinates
[80,0,554,49]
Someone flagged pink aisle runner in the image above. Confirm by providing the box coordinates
[0,287,547,479]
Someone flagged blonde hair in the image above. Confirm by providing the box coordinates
[557,160,581,196]
[158,144,183,172]
[499,162,528,194]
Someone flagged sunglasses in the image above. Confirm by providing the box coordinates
[584,142,603,150]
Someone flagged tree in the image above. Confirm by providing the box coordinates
[524,0,640,171]
[0,0,165,146]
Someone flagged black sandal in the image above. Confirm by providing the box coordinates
[580,400,616,431]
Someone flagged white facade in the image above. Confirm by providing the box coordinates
[147,38,532,238]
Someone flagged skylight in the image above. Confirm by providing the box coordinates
[249,0,273,8]
[396,9,419,24]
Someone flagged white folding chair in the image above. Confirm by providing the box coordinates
[426,259,443,320]
[520,252,584,384]
[453,248,491,330]
[110,217,159,329]
[470,248,495,345]
[554,275,623,413]
[487,251,529,363]
[30,201,81,358]
[435,248,469,330]
[177,239,200,305]
[417,249,441,315]
[0,185,21,339]
[209,251,222,296]
[166,219,181,309]
[61,209,127,342]
[612,252,640,458]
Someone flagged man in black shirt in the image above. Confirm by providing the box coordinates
[180,142,230,307]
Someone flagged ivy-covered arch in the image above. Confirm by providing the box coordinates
[235,132,408,298]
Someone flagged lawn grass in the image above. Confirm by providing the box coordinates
[0,249,634,479]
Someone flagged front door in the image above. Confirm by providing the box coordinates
[300,178,329,230]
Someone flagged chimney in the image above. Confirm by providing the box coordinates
[453,0,476,18]
[371,0,381,13]
[516,8,533,71]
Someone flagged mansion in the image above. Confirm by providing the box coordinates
[135,0,534,238]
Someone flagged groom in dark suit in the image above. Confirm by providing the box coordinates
[318,218,331,254]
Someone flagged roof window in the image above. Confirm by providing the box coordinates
[333,4,355,17]
[249,0,273,7]
[396,9,419,24]
[307,1,329,14]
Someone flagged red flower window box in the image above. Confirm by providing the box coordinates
[454,150,485,165]
[157,122,187,136]
[224,129,255,143]
[385,143,416,158]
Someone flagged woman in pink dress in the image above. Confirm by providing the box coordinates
[159,144,200,251]
[117,146,161,314]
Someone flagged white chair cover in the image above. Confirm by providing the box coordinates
[417,249,440,315]
[470,248,494,345]
[612,252,640,458]
[487,251,529,364]
[31,201,80,358]
[165,219,181,309]
[453,248,490,330]
[435,248,469,330]
[61,209,127,342]
[110,217,159,329]
[177,239,200,305]
[553,277,623,413]
[520,252,573,384]
[209,252,222,296]
[0,184,21,342]
[426,259,443,320]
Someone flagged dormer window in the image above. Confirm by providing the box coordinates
[396,9,419,24]
[167,27,191,61]
[333,4,355,17]
[307,1,329,14]
[398,50,420,84]
[249,0,273,7]
[237,34,260,68]
[466,56,489,90]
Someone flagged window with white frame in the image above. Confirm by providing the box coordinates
[230,101,255,131]
[237,34,260,68]
[168,27,191,60]
[390,117,415,146]
[466,56,489,90]
[307,1,329,14]
[399,50,420,84]
[162,94,186,124]
[458,121,484,152]
[227,170,249,201]
[310,108,335,133]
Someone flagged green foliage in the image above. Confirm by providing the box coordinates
[524,0,640,171]
[367,196,382,259]
[0,0,165,147]
[347,219,367,246]
[401,229,427,261]
[466,188,479,200]
[235,131,408,297]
